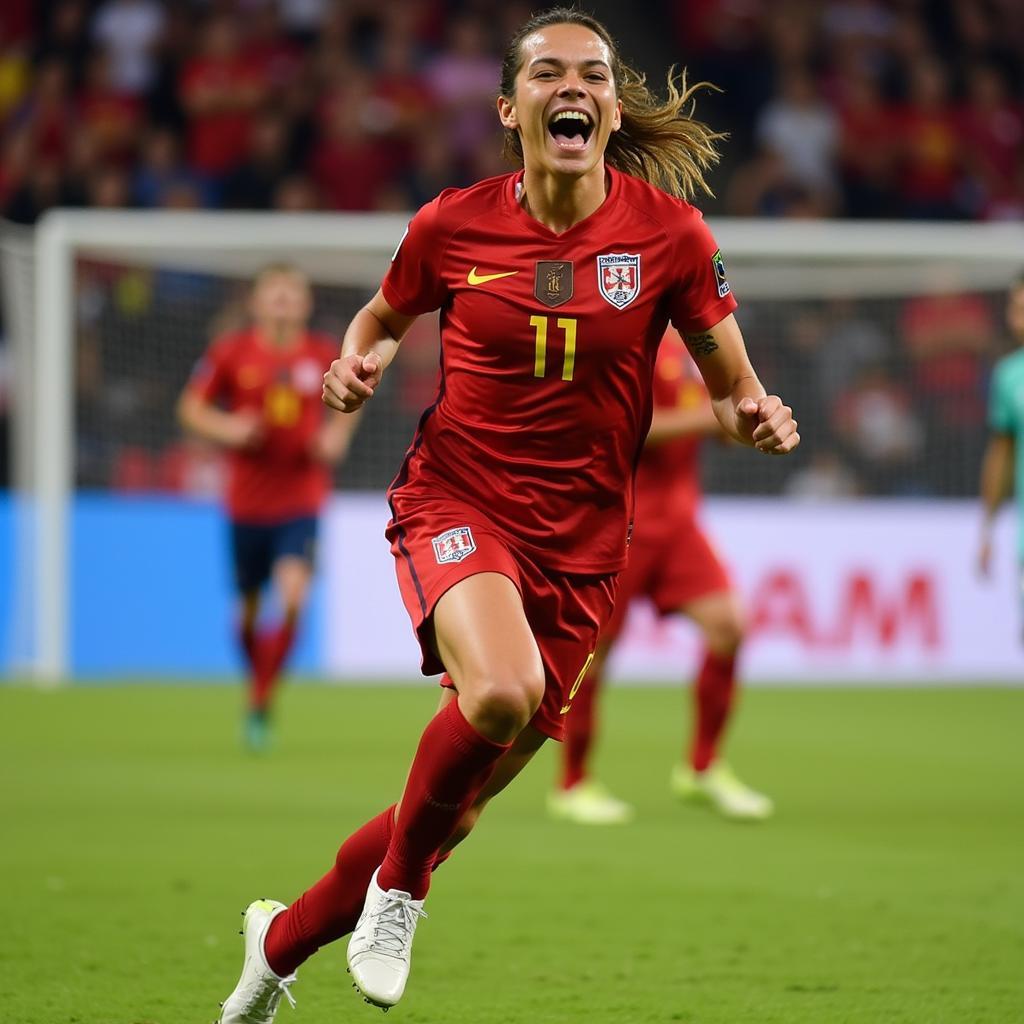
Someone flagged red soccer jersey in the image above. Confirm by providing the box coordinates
[634,328,709,536]
[186,328,339,523]
[383,167,737,573]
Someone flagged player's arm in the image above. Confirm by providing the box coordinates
[645,404,723,448]
[322,289,417,414]
[313,407,362,464]
[177,389,263,450]
[176,347,263,450]
[978,432,1014,577]
[681,313,799,454]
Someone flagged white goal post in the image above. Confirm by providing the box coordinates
[6,209,1024,682]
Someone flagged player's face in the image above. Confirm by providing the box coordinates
[1008,285,1024,343]
[498,23,621,179]
[250,272,312,326]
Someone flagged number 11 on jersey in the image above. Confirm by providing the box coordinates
[530,315,578,382]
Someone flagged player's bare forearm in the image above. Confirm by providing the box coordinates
[325,289,417,413]
[710,374,765,444]
[980,434,1014,528]
[681,317,763,444]
[684,315,798,453]
[978,434,1013,576]
[340,306,402,370]
[315,407,361,464]
[645,404,723,447]
[177,392,261,449]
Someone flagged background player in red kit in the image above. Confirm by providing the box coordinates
[216,10,798,1021]
[548,326,773,826]
[178,265,356,751]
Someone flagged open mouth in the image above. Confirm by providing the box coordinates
[547,110,594,152]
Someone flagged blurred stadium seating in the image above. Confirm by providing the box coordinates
[2,0,1023,494]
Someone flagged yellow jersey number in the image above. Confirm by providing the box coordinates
[530,315,578,381]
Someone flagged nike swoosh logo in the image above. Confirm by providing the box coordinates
[467,267,519,286]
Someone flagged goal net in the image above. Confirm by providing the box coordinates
[2,211,1023,680]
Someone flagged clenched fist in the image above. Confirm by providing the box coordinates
[323,352,384,413]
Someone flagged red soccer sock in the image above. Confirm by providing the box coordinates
[690,649,738,772]
[378,698,510,900]
[238,621,258,671]
[264,805,396,977]
[560,664,600,790]
[250,621,297,711]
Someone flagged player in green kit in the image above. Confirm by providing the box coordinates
[979,274,1024,583]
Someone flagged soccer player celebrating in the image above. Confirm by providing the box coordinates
[979,274,1024,580]
[217,10,798,1021]
[178,264,357,752]
[548,326,772,826]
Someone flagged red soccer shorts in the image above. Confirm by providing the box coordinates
[604,514,732,641]
[386,494,616,740]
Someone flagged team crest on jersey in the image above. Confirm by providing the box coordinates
[534,261,573,307]
[432,526,477,564]
[597,253,641,309]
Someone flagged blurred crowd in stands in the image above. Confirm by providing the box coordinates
[0,0,1022,222]
[0,0,1022,497]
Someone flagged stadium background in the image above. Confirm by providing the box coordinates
[2,0,1023,680]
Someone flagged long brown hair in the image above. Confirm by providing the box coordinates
[499,8,724,200]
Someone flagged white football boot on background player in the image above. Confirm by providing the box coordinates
[347,867,427,1009]
[219,899,297,1023]
[547,779,634,824]
[671,761,774,821]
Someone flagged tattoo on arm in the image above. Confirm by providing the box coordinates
[684,333,719,358]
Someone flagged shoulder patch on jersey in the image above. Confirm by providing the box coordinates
[534,261,573,307]
[711,249,730,298]
[596,253,641,309]
[432,526,477,564]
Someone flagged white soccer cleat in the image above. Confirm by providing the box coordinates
[547,779,634,825]
[671,761,774,821]
[218,899,297,1024]
[347,867,427,1009]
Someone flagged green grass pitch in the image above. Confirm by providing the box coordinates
[2,683,1022,1023]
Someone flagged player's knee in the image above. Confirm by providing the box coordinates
[706,611,745,656]
[463,667,544,737]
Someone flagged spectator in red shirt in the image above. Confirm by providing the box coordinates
[310,70,396,210]
[901,287,995,491]
[222,110,296,210]
[959,62,1024,220]
[892,56,964,219]
[179,14,265,179]
[77,50,143,167]
[837,67,897,217]
[11,58,75,164]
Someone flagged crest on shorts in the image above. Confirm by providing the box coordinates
[597,253,641,309]
[711,249,730,298]
[534,261,573,308]
[432,526,476,564]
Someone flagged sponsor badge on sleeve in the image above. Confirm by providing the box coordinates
[712,249,730,298]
